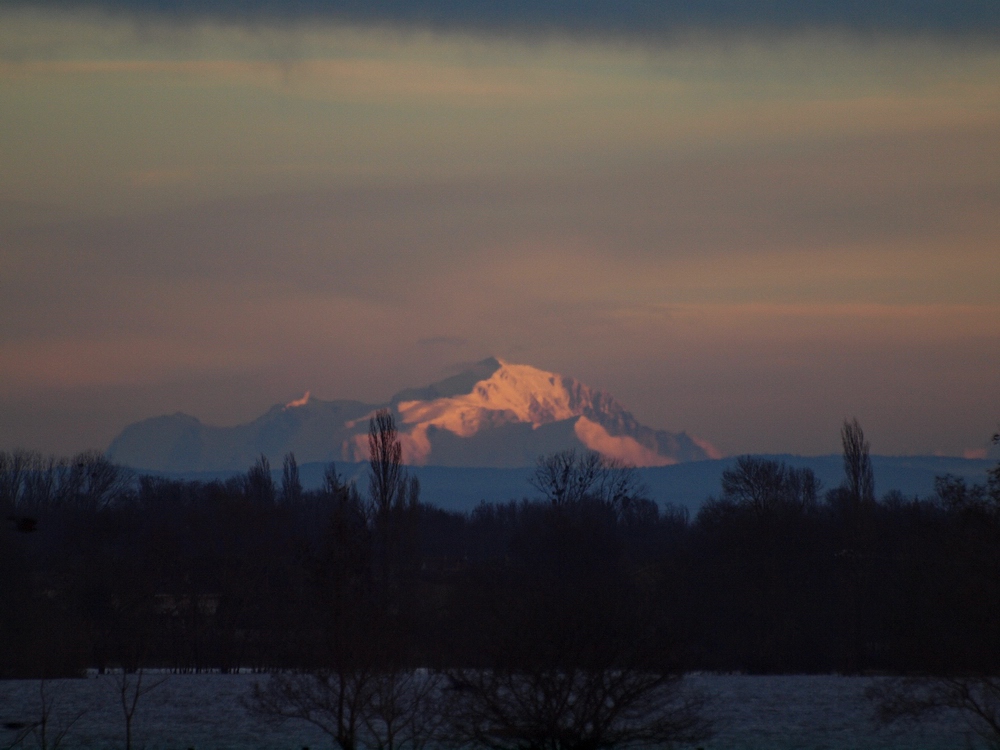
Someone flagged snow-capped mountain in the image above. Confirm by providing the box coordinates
[107,358,718,472]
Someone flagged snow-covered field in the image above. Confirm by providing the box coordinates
[0,673,977,750]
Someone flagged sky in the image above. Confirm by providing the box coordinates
[1,1,999,459]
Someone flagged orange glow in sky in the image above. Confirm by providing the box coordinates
[1,8,998,458]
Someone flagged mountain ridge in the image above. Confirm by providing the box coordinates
[108,359,716,472]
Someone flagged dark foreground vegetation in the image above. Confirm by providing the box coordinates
[1,419,999,680]
[2,416,1000,745]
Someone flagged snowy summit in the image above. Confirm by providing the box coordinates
[108,358,717,472]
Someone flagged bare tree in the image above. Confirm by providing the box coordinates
[247,454,276,505]
[832,419,878,673]
[366,410,418,614]
[108,669,168,750]
[19,454,59,516]
[368,410,406,525]
[446,667,710,750]
[530,450,646,516]
[56,451,134,513]
[2,680,85,750]
[362,670,446,750]
[0,450,31,512]
[869,675,1000,749]
[841,418,875,507]
[720,456,820,516]
[2,451,133,517]
[2,450,39,533]
[531,450,601,507]
[989,430,1000,506]
[282,452,303,504]
[248,670,373,750]
[247,669,445,750]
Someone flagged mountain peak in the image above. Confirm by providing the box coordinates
[358,359,713,467]
[395,360,582,435]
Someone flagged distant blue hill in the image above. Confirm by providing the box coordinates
[136,454,993,516]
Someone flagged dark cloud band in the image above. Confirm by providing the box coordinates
[13,0,1000,37]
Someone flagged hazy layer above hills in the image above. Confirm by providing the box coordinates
[108,358,715,472]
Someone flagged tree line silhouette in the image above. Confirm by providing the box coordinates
[1,417,999,686]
